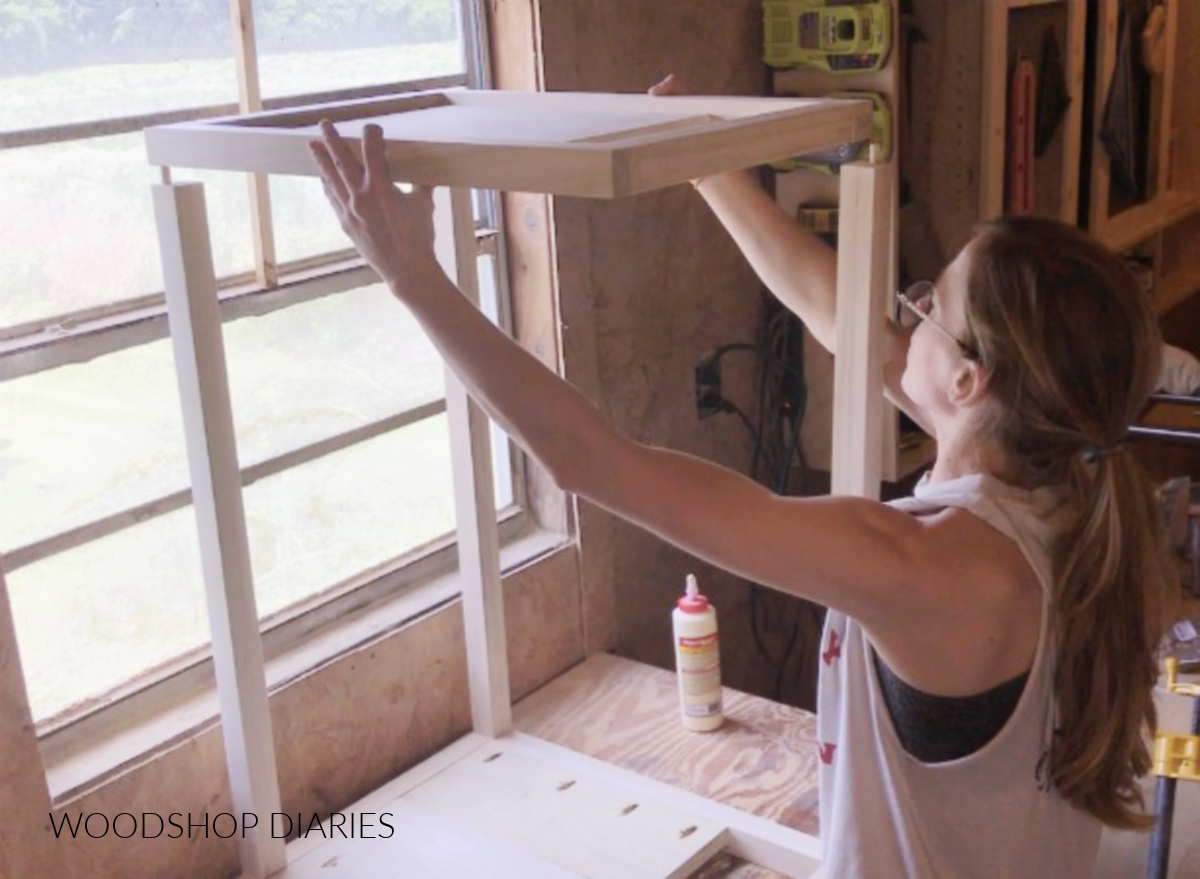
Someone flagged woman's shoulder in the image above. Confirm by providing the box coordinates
[867,504,1045,694]
[897,472,1068,569]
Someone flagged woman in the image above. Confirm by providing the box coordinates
[309,105,1166,877]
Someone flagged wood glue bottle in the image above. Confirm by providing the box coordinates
[672,574,724,731]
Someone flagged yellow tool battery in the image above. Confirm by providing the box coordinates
[764,0,892,73]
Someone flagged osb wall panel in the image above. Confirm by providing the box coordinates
[50,730,240,879]
[23,549,582,879]
[0,570,61,878]
[532,0,821,706]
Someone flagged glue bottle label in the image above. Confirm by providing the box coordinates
[677,632,722,717]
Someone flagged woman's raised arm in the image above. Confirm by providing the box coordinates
[307,120,933,626]
[649,75,840,352]
[648,76,928,433]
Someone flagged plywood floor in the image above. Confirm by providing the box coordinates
[513,653,822,837]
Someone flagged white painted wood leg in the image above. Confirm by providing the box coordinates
[153,183,286,877]
[433,186,512,738]
[831,161,892,500]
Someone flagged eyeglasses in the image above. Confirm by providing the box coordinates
[895,281,977,360]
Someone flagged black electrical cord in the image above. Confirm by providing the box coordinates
[765,314,825,638]
[754,309,807,699]
[696,306,826,702]
[722,398,762,455]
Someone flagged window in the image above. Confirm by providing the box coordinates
[0,0,519,750]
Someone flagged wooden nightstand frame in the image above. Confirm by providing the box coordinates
[145,88,888,877]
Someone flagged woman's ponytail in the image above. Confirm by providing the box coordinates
[964,216,1169,827]
[1050,448,1167,828]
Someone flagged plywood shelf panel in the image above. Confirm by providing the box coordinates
[281,728,822,879]
[281,655,825,878]
[146,89,873,199]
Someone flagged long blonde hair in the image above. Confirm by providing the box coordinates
[964,216,1167,828]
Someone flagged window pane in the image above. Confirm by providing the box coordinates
[0,285,443,555]
[0,4,237,128]
[0,335,189,555]
[270,174,350,266]
[7,415,456,723]
[224,284,444,462]
[255,2,464,101]
[0,135,252,329]
[250,415,456,619]
[8,506,209,724]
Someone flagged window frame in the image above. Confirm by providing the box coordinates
[1,0,536,765]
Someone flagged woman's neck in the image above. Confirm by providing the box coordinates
[927,420,1017,485]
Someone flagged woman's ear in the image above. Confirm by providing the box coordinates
[948,360,988,409]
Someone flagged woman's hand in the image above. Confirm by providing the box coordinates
[648,73,692,97]
[649,75,710,190]
[309,120,443,297]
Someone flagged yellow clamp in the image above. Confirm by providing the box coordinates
[1152,656,1200,782]
[1163,656,1200,699]
[1153,733,1199,782]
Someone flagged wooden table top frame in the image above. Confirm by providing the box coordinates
[145,88,874,198]
[146,88,886,878]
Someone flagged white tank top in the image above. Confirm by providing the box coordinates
[816,473,1101,878]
